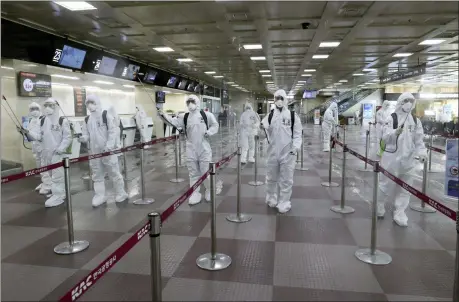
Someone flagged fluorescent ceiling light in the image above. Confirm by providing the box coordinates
[83,86,99,90]
[339,79,348,83]
[177,58,192,62]
[334,83,342,85]
[213,75,224,78]
[304,69,316,72]
[371,79,379,82]
[262,74,271,77]
[353,73,364,76]
[312,54,329,59]
[266,81,274,83]
[243,44,263,50]
[94,80,114,85]
[205,71,216,74]
[298,81,306,83]
[419,39,445,45]
[163,90,171,93]
[393,53,412,57]
[319,41,340,48]
[153,47,174,52]
[301,74,312,77]
[52,82,71,87]
[250,56,266,61]
[1,66,14,70]
[362,69,376,72]
[53,1,96,11]
[51,74,79,80]
[259,70,270,73]
[123,85,135,88]
[226,82,235,84]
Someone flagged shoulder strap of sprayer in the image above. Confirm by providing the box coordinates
[391,112,417,129]
[268,109,294,138]
[85,110,108,127]
[183,110,208,136]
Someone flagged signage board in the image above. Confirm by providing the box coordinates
[445,139,459,198]
[17,71,52,97]
[314,109,321,125]
[379,64,426,84]
[73,87,87,117]
[362,103,374,119]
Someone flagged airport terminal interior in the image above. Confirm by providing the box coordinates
[1,1,458,301]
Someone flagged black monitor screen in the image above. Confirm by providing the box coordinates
[187,82,195,91]
[167,76,178,87]
[143,70,158,84]
[302,90,317,99]
[98,56,118,75]
[178,79,187,90]
[155,91,166,103]
[57,45,86,69]
[194,84,201,94]
[121,64,140,80]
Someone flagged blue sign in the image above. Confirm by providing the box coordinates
[445,139,459,198]
[362,103,374,119]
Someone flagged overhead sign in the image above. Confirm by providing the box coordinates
[314,109,321,125]
[379,64,426,84]
[73,87,87,117]
[445,139,459,198]
[17,71,52,97]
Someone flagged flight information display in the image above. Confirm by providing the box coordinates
[97,56,118,75]
[121,64,140,80]
[52,45,87,69]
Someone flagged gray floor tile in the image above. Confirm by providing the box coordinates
[1,263,76,301]
[2,225,56,259]
[226,184,267,198]
[274,242,383,293]
[1,202,44,224]
[290,186,332,200]
[217,197,278,216]
[199,213,276,241]
[163,277,273,301]
[173,238,275,285]
[273,285,388,301]
[4,206,74,228]
[161,211,210,237]
[385,294,451,301]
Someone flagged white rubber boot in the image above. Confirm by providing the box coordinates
[92,181,107,207]
[45,195,64,208]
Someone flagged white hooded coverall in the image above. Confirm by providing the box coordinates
[322,102,338,152]
[135,104,148,143]
[239,103,260,163]
[378,92,427,226]
[26,98,72,207]
[375,100,392,156]
[261,89,302,213]
[108,105,122,151]
[79,95,128,207]
[27,102,44,190]
[160,95,219,204]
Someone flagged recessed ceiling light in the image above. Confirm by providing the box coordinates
[334,83,342,85]
[243,44,263,50]
[419,39,445,45]
[319,41,340,48]
[353,73,364,76]
[51,74,79,80]
[298,81,306,83]
[301,74,312,77]
[362,69,376,72]
[177,58,192,62]
[213,75,224,78]
[304,69,316,72]
[205,71,216,74]
[153,47,174,52]
[123,85,135,88]
[226,82,235,84]
[250,56,266,61]
[94,80,114,85]
[262,75,272,77]
[1,66,14,70]
[53,1,96,11]
[266,81,274,84]
[339,79,348,83]
[393,53,413,57]
[312,54,329,59]
[259,70,270,73]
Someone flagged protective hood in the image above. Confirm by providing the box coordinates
[43,97,60,121]
[329,102,338,113]
[108,105,118,118]
[29,102,41,115]
[382,100,390,110]
[244,103,253,111]
[185,94,201,110]
[394,92,416,114]
[85,94,102,114]
[274,89,288,107]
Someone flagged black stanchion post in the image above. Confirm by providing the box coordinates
[149,212,162,302]
[196,162,232,270]
[355,161,392,265]
[54,157,90,255]
[133,146,155,205]
[226,147,252,223]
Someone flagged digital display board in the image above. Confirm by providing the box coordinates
[178,79,188,90]
[187,82,195,91]
[52,45,87,69]
[97,56,118,75]
[17,71,52,97]
[143,70,158,84]
[121,64,140,80]
[302,90,317,99]
[167,76,178,87]
[155,91,166,103]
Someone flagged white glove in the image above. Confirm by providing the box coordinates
[55,148,64,155]
[204,132,209,138]
[289,150,297,156]
[418,155,428,163]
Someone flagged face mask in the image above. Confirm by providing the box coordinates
[87,104,97,112]
[188,103,197,111]
[44,107,54,115]
[402,102,412,113]
[275,100,283,108]
[30,110,40,118]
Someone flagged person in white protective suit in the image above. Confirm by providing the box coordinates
[159,95,219,205]
[354,110,361,125]
[78,95,128,207]
[378,92,427,227]
[321,102,338,152]
[375,100,392,157]
[27,102,45,191]
[108,105,122,153]
[135,104,148,143]
[239,103,260,164]
[261,89,302,214]
[23,98,72,207]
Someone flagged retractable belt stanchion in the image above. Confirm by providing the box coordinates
[133,145,155,205]
[196,162,232,270]
[149,212,162,302]
[170,135,185,183]
[122,134,128,180]
[54,158,90,255]
[355,161,392,265]
[296,130,309,171]
[248,135,264,186]
[321,133,339,187]
[409,159,436,213]
[178,132,183,167]
[428,133,441,173]
[358,128,372,172]
[454,213,459,302]
[226,147,252,223]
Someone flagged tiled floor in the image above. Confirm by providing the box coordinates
[1,125,456,301]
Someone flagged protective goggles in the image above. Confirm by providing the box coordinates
[86,100,96,106]
[403,98,415,104]
[43,103,56,109]
[29,107,39,112]
[186,99,196,105]
[274,96,284,101]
